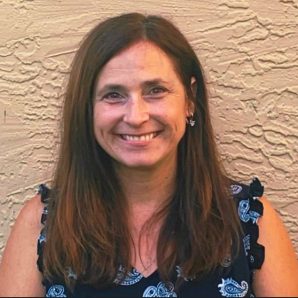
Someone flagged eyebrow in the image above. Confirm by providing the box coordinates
[96,78,170,98]
[141,79,169,89]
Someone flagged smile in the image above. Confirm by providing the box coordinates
[121,132,158,141]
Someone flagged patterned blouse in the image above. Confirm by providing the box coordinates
[37,178,265,297]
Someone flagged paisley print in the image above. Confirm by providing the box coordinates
[114,266,143,285]
[46,285,67,297]
[218,278,248,297]
[238,200,260,224]
[231,184,243,195]
[143,282,177,297]
[37,180,265,297]
[38,232,46,244]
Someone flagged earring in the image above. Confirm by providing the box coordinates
[187,113,196,127]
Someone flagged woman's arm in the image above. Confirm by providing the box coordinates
[0,195,45,297]
[253,196,298,296]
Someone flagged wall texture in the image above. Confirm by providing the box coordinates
[0,0,297,257]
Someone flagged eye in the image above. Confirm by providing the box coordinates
[147,86,168,97]
[102,92,125,103]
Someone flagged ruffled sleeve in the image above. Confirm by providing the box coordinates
[36,184,50,273]
[230,178,265,272]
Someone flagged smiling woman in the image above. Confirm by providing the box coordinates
[0,12,298,297]
[93,41,190,170]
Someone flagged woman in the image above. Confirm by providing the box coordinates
[0,13,297,297]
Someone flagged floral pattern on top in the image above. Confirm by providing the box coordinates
[46,285,66,297]
[230,184,243,195]
[238,200,260,224]
[143,281,177,297]
[37,178,265,297]
[114,265,143,285]
[218,278,248,297]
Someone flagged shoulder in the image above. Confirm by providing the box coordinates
[17,183,51,230]
[258,196,281,227]
[230,179,298,295]
[0,193,45,296]
[2,193,45,245]
[253,196,298,296]
[257,195,296,253]
[18,194,45,229]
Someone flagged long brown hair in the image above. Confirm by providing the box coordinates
[43,12,241,288]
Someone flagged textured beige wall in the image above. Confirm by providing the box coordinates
[0,0,297,257]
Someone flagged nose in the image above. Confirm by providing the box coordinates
[123,95,149,126]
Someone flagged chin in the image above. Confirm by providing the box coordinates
[114,158,160,170]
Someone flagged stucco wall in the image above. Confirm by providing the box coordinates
[0,0,297,257]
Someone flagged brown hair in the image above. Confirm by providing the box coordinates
[43,12,241,288]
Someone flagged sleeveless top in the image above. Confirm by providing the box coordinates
[36,178,265,297]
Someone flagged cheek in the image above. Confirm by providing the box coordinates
[178,118,187,135]
[169,114,187,138]
[162,104,186,133]
[93,110,109,143]
[93,106,113,131]
[93,111,102,134]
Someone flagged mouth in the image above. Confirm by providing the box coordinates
[120,132,159,141]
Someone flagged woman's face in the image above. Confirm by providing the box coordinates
[93,41,191,171]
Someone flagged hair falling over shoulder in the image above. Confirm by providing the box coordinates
[42,12,241,289]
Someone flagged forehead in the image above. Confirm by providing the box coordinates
[106,41,171,68]
[97,41,180,85]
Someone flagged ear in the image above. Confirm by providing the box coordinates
[185,77,196,116]
[191,76,197,98]
[186,101,195,117]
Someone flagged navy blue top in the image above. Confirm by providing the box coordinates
[37,178,265,297]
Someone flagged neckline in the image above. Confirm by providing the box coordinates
[133,266,158,279]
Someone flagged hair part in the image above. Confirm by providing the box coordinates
[43,12,241,290]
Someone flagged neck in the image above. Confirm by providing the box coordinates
[114,160,177,276]
[113,158,177,276]
[115,160,177,210]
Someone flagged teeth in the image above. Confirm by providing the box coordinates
[123,133,156,141]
